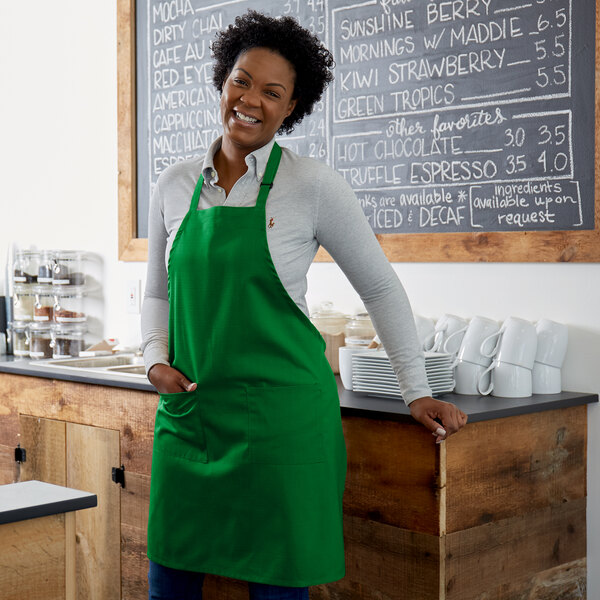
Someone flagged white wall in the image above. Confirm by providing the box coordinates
[1,1,598,594]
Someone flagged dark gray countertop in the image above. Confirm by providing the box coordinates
[0,355,596,423]
[0,480,97,525]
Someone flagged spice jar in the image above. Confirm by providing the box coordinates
[310,301,347,374]
[13,285,35,321]
[53,287,86,323]
[13,250,39,285]
[53,251,87,286]
[10,321,30,357]
[33,285,54,322]
[345,313,376,348]
[51,323,87,358]
[29,322,53,359]
[38,250,56,284]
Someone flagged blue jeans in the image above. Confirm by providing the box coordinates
[148,560,310,600]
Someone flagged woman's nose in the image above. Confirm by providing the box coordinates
[240,89,259,106]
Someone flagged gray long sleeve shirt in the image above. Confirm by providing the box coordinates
[141,136,431,404]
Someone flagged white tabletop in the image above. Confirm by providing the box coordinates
[0,480,97,524]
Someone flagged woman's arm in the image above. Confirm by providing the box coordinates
[141,179,196,394]
[314,168,467,439]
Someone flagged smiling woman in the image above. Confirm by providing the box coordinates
[141,9,466,600]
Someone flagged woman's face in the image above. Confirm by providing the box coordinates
[220,47,297,154]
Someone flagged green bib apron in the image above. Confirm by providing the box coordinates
[147,143,347,587]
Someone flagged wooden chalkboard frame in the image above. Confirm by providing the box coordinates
[118,0,600,262]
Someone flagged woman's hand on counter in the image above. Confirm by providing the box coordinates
[148,364,197,394]
[409,396,467,443]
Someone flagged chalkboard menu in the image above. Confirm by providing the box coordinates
[135,0,595,238]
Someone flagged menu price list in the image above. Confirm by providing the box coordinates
[141,0,593,235]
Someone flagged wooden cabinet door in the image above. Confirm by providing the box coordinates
[19,415,121,599]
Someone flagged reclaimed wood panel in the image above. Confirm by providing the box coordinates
[66,511,76,600]
[0,513,65,600]
[445,406,587,533]
[464,558,587,600]
[67,422,121,600]
[19,415,66,485]
[342,415,442,535]
[121,472,151,600]
[0,374,156,476]
[0,443,15,485]
[445,498,586,600]
[312,514,441,600]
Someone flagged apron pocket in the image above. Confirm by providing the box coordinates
[154,389,208,463]
[247,383,325,465]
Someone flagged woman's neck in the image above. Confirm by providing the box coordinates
[213,138,252,196]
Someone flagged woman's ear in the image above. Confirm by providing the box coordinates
[285,98,298,118]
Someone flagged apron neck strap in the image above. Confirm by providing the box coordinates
[190,174,204,212]
[255,142,282,211]
[189,142,282,213]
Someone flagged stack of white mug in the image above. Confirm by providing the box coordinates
[414,314,568,398]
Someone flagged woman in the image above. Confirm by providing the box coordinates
[142,10,467,600]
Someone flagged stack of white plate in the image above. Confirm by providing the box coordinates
[352,350,455,399]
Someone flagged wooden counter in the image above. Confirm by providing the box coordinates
[0,368,595,599]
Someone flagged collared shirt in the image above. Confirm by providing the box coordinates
[142,137,431,403]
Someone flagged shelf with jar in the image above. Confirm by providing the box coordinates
[7,249,97,360]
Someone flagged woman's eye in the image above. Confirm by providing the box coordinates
[233,78,247,86]
[266,91,280,98]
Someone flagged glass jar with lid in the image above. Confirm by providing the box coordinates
[13,285,35,321]
[37,250,56,285]
[53,251,87,286]
[310,301,347,374]
[9,321,30,357]
[29,322,53,359]
[13,250,40,285]
[345,312,376,348]
[32,285,54,322]
[53,286,86,323]
[51,323,87,358]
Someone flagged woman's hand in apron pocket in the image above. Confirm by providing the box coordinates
[409,396,468,443]
[148,363,197,394]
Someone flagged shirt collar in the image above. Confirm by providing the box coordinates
[202,136,276,185]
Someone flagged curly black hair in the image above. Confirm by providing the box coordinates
[211,10,334,134]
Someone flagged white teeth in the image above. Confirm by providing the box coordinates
[235,111,258,123]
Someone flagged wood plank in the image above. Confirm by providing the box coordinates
[65,511,76,600]
[0,374,58,446]
[445,406,587,532]
[311,515,440,600]
[342,415,442,534]
[445,498,586,600]
[0,443,16,485]
[121,472,150,600]
[0,513,65,600]
[67,422,121,600]
[19,415,66,485]
[465,558,587,600]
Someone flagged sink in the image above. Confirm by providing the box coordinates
[32,354,147,379]
[43,355,143,369]
[106,365,146,376]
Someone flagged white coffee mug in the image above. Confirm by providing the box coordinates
[535,319,568,368]
[425,314,468,353]
[532,362,562,394]
[414,315,435,351]
[478,360,532,397]
[480,316,537,369]
[455,359,490,395]
[456,316,499,367]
